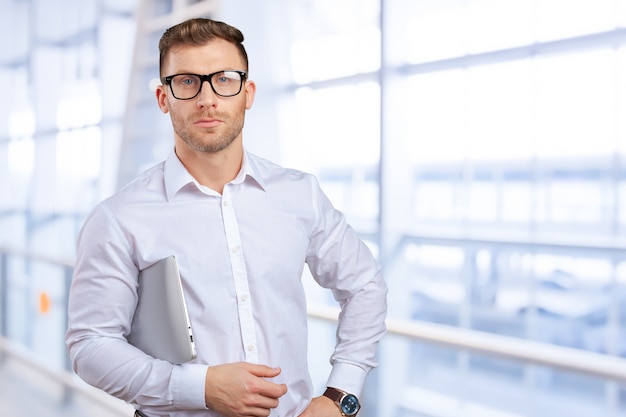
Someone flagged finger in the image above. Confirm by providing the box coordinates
[247,406,274,417]
[246,363,282,378]
[256,380,288,399]
[246,393,280,409]
[238,393,281,417]
[244,364,288,399]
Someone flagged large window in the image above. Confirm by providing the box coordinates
[3,1,626,416]
[242,1,626,416]
[0,0,137,368]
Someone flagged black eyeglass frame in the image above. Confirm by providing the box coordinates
[161,70,248,100]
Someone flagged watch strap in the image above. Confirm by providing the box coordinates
[324,387,345,403]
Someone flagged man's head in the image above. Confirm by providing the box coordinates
[155,18,256,158]
[159,18,249,78]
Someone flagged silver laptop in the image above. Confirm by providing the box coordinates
[127,255,197,363]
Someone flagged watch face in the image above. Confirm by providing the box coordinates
[340,394,360,415]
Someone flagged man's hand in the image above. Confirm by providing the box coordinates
[204,362,288,417]
[298,395,342,417]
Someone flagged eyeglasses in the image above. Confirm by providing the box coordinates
[161,70,248,100]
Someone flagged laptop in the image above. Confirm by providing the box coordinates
[127,255,197,363]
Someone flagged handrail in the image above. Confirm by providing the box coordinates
[0,336,132,414]
[0,246,74,268]
[307,304,626,383]
[3,246,626,407]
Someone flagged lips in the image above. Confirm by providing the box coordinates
[194,118,221,128]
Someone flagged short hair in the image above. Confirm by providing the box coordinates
[158,18,249,76]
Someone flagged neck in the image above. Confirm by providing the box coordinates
[174,142,243,195]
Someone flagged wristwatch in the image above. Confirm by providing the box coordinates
[323,387,361,416]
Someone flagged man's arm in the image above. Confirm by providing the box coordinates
[306,178,388,399]
[66,204,208,411]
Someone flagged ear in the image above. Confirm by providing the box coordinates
[244,79,256,110]
[156,84,169,114]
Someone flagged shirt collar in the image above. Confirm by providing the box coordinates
[164,149,266,201]
[238,150,267,191]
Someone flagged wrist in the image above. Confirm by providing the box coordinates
[323,387,361,416]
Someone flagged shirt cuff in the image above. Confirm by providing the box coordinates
[326,362,368,397]
[172,363,209,409]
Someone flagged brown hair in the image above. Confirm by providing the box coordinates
[158,18,249,76]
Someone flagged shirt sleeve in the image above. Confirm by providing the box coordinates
[65,204,208,411]
[304,177,388,397]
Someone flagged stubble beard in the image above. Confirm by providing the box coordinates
[173,111,245,154]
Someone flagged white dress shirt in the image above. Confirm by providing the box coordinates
[66,150,387,417]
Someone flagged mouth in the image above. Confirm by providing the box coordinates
[194,118,222,128]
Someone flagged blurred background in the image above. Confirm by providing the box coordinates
[1,0,626,416]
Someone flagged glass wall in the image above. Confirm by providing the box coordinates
[382,0,626,352]
[0,0,137,366]
[2,0,626,416]
[0,0,137,256]
[225,1,626,416]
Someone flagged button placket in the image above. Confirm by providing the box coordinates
[221,189,259,363]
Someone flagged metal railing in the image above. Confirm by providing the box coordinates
[308,304,626,383]
[0,335,132,415]
[2,246,626,416]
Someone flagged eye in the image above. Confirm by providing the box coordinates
[176,75,199,87]
[214,71,241,85]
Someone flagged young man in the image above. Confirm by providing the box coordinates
[66,18,387,417]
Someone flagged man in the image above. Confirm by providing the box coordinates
[66,18,387,417]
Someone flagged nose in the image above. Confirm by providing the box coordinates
[196,80,218,107]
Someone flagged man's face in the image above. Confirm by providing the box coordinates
[156,39,255,155]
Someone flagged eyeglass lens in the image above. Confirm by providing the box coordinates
[169,71,244,99]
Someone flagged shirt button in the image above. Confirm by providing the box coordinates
[240,294,248,303]
[247,344,255,352]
